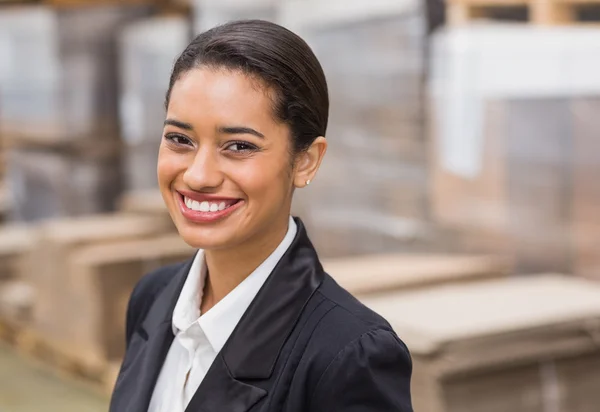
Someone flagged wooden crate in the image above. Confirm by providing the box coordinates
[447,0,600,25]
[322,253,512,295]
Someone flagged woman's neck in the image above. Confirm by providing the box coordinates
[200,215,290,314]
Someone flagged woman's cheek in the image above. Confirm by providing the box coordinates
[157,152,184,183]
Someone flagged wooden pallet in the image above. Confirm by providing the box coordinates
[0,325,118,398]
[13,327,110,383]
[0,316,23,345]
[448,0,600,25]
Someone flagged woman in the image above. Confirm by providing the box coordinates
[110,19,413,412]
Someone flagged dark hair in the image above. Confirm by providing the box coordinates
[165,19,329,154]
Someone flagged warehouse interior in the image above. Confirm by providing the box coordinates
[2,0,600,410]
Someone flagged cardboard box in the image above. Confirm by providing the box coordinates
[323,253,512,295]
[28,213,174,352]
[117,189,171,219]
[0,224,37,280]
[0,280,34,326]
[56,234,195,369]
[431,96,600,276]
[362,274,600,412]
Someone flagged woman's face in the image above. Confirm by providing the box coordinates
[158,68,296,250]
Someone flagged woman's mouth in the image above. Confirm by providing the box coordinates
[183,196,238,212]
[177,192,243,223]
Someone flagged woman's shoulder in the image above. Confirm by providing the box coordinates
[299,274,413,411]
[131,261,187,305]
[124,261,188,339]
[315,274,397,335]
[307,273,411,362]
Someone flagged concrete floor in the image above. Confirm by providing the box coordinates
[0,343,109,412]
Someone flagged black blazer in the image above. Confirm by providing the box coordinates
[110,218,413,412]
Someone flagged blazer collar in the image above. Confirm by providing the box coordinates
[141,258,192,335]
[124,260,192,412]
[132,217,324,411]
[221,216,324,379]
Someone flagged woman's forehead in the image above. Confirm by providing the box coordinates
[169,69,273,121]
[166,68,289,137]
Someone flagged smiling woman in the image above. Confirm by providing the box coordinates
[109,20,413,412]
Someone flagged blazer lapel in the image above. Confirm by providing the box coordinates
[120,259,193,412]
[185,353,267,412]
[185,217,325,412]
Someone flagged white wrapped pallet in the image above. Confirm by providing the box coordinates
[429,25,600,276]
[0,7,62,135]
[193,0,279,33]
[119,16,190,191]
[281,0,428,257]
[429,24,600,181]
[6,148,122,222]
[0,5,151,145]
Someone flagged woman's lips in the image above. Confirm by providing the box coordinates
[177,192,243,223]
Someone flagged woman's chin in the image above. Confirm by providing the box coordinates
[176,225,234,251]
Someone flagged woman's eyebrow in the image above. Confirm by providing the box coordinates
[164,119,194,130]
[218,126,265,139]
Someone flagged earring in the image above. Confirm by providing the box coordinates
[306,180,311,186]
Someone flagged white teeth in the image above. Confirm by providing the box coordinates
[184,197,233,212]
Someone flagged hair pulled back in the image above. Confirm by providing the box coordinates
[166,19,329,154]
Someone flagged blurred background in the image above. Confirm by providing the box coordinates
[2,0,600,410]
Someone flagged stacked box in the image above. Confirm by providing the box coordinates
[570,98,600,280]
[282,1,428,257]
[432,99,600,276]
[0,8,61,139]
[6,147,123,222]
[429,25,600,277]
[117,189,171,219]
[0,5,152,144]
[119,16,191,191]
[362,274,600,412]
[0,224,37,328]
[0,224,37,280]
[193,0,279,33]
[322,253,512,295]
[0,280,34,326]
[27,213,174,361]
[432,98,575,273]
[62,234,195,370]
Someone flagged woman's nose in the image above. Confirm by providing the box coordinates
[182,148,224,190]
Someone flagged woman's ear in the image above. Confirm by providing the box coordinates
[294,136,327,188]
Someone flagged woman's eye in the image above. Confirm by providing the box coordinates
[165,134,192,146]
[226,142,257,152]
